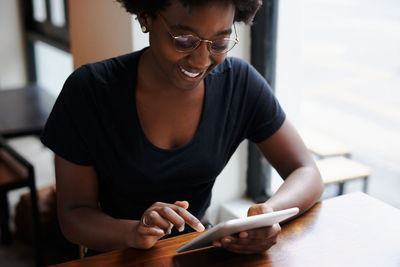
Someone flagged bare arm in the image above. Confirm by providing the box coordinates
[214,119,323,254]
[257,119,323,215]
[55,156,204,252]
[55,155,141,251]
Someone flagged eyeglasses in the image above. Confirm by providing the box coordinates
[157,13,239,55]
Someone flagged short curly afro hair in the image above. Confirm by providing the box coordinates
[115,0,262,24]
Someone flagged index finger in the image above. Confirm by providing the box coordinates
[170,205,205,232]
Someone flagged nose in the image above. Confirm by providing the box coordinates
[187,41,212,69]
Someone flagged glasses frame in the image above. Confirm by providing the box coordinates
[157,13,239,55]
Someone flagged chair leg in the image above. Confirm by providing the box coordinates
[363,177,369,193]
[28,182,44,267]
[338,182,345,195]
[0,191,12,244]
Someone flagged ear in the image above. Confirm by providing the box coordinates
[137,12,152,32]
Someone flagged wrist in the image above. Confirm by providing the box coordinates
[123,219,160,250]
[120,219,140,248]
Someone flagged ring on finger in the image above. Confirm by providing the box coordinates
[141,215,151,227]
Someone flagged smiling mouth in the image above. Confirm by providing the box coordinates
[178,65,203,78]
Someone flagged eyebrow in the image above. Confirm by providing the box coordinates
[170,24,233,37]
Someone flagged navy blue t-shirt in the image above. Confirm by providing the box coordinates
[41,48,285,228]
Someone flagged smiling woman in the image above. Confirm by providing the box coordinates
[40,0,323,258]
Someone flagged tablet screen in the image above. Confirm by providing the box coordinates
[176,207,299,252]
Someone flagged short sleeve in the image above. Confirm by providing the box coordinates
[40,67,93,165]
[243,64,286,143]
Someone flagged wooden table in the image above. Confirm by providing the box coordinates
[51,192,400,267]
[0,85,55,138]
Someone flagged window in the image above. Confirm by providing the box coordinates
[21,0,71,88]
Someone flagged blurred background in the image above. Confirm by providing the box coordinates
[274,0,400,208]
[0,0,399,266]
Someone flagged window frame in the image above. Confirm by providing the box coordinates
[246,0,279,203]
[20,0,70,82]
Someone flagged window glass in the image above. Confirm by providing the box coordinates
[33,0,47,22]
[50,0,66,27]
[34,40,73,96]
[274,0,400,207]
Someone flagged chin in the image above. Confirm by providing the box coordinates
[174,63,216,91]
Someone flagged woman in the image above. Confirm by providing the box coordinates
[41,0,323,255]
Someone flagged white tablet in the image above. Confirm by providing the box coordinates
[176,207,299,253]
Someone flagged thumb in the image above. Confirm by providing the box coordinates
[247,203,273,216]
[174,200,189,210]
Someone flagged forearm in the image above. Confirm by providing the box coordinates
[264,166,323,215]
[59,207,138,252]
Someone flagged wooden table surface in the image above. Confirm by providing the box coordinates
[0,85,55,138]
[52,192,400,267]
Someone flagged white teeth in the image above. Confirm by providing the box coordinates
[179,65,201,78]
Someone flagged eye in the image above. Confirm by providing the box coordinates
[174,35,199,50]
[211,39,231,52]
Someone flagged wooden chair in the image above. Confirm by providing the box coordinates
[316,156,371,195]
[0,135,43,266]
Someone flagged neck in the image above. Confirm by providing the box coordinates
[137,49,204,96]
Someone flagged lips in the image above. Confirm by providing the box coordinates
[178,65,204,78]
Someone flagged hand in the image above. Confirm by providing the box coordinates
[129,201,205,249]
[213,204,281,254]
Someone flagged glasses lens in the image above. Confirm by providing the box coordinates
[174,35,200,52]
[210,39,236,54]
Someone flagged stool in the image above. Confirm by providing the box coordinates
[0,136,43,266]
[301,130,352,159]
[316,156,371,195]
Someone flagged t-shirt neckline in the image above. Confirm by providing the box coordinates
[131,48,209,153]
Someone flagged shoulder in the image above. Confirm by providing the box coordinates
[207,57,268,96]
[60,49,145,101]
[209,56,252,76]
[209,57,265,86]
[70,49,143,86]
